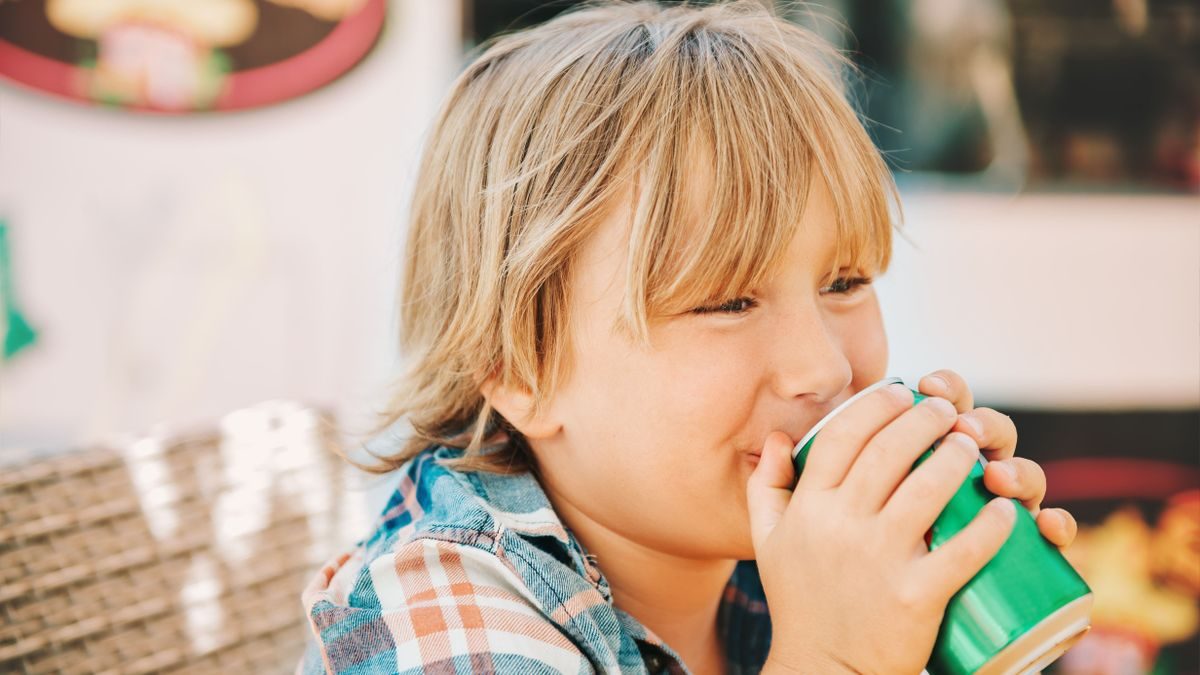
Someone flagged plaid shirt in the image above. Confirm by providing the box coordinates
[298,443,772,674]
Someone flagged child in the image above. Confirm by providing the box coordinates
[299,1,1078,673]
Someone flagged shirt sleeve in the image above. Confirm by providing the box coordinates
[298,538,595,674]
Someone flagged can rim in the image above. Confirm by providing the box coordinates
[792,376,905,460]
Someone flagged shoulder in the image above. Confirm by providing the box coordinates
[298,444,632,674]
[349,444,583,570]
[301,537,593,674]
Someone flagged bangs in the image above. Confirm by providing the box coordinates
[615,17,899,339]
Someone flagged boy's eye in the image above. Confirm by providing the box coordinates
[690,277,872,315]
[691,296,759,315]
[822,276,873,296]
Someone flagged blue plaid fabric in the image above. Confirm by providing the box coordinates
[299,443,772,674]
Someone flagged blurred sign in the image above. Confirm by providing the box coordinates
[0,0,386,112]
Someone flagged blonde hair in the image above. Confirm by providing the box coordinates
[361,0,902,475]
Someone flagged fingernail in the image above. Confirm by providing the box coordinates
[926,375,949,394]
[961,412,984,437]
[925,396,956,417]
[995,462,1017,481]
[1053,510,1069,529]
[887,383,912,402]
[990,498,1015,518]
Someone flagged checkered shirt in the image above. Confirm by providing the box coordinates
[298,443,772,674]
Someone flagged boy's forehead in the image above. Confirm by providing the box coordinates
[670,142,840,271]
[571,137,852,317]
[605,139,720,234]
[592,167,837,280]
[677,141,718,228]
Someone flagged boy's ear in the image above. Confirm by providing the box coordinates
[479,375,561,441]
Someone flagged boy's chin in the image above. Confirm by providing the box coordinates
[688,524,757,562]
[650,517,755,561]
[719,540,758,562]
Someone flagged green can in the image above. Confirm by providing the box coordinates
[792,377,1094,675]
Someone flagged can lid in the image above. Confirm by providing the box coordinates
[792,377,905,468]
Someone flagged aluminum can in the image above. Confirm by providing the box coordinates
[792,377,1094,675]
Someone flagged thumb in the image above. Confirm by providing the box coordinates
[746,431,798,552]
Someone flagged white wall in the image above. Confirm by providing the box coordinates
[877,190,1199,410]
[0,0,462,450]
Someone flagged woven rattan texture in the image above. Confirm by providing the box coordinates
[1,404,349,674]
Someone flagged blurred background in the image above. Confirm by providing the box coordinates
[0,0,1196,673]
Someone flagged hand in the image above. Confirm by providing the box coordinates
[748,383,1017,674]
[917,369,1078,550]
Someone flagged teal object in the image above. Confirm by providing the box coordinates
[0,220,38,360]
[793,377,1093,675]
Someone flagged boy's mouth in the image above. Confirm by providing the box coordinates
[743,431,806,459]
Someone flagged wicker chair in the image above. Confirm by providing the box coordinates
[1,401,356,675]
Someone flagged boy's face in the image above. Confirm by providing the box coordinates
[517,172,888,561]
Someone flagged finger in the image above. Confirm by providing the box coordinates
[918,369,974,413]
[880,431,981,536]
[982,457,1046,515]
[953,407,1017,461]
[912,497,1017,607]
[1036,507,1078,549]
[747,431,799,552]
[798,382,913,492]
[840,396,960,514]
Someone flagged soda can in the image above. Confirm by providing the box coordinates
[792,377,1094,675]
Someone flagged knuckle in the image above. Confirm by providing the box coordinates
[814,421,842,445]
[814,424,852,455]
[905,472,939,504]
[821,511,858,546]
[944,432,979,460]
[992,409,1016,430]
[979,407,1008,423]
[916,397,956,423]
[986,503,1017,533]
[1027,466,1046,492]
[938,369,963,387]
[851,445,881,477]
[1049,507,1070,526]
[955,538,985,565]
[902,468,950,504]
[895,581,925,612]
[878,383,913,410]
[1009,463,1038,494]
[966,522,1001,553]
[1025,459,1045,482]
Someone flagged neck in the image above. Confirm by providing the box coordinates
[543,484,734,674]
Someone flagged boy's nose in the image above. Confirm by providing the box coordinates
[769,309,853,405]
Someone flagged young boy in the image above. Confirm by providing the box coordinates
[299,1,1078,673]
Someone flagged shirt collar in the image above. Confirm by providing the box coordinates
[429,445,612,591]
